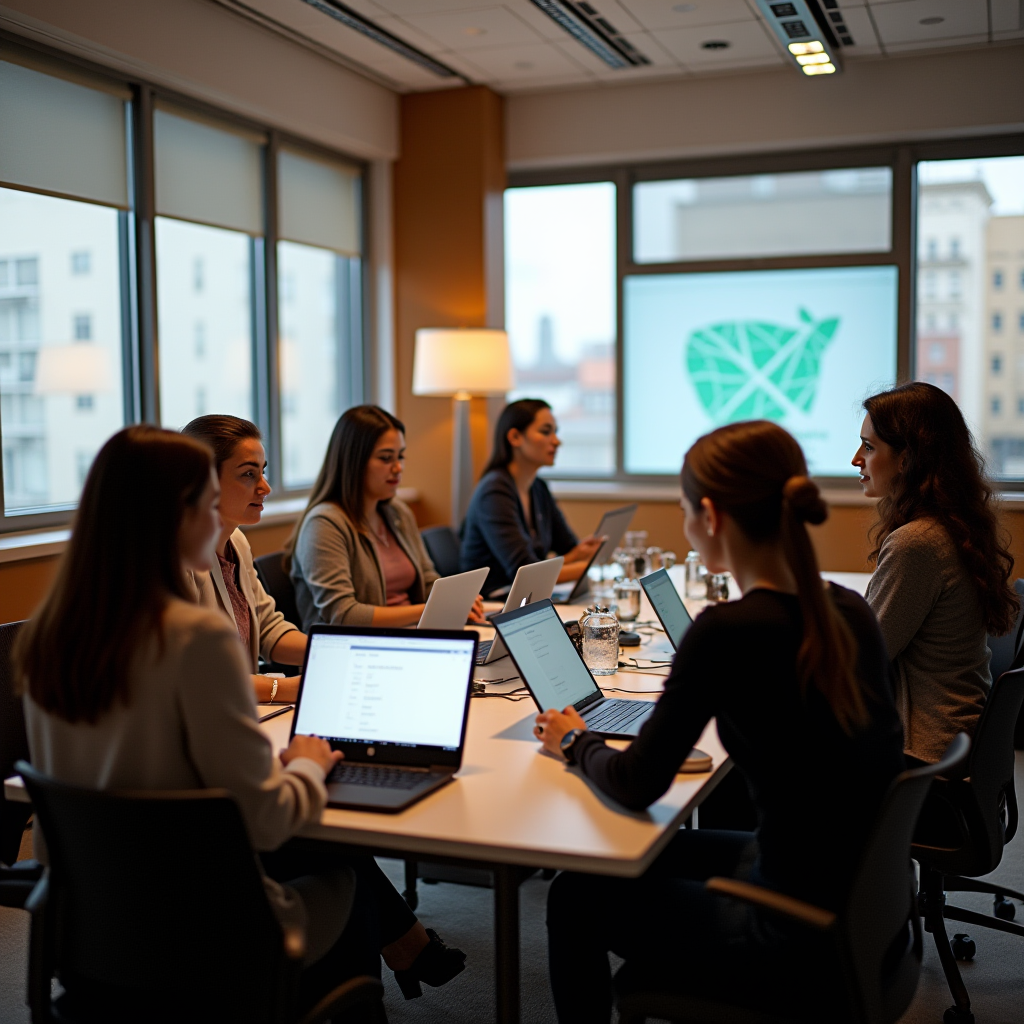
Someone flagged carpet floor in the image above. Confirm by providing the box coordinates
[1,755,1020,1024]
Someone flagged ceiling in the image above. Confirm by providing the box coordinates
[220,0,1024,94]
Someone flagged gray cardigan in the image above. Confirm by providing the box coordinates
[865,518,991,763]
[290,498,439,630]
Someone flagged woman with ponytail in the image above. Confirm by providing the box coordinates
[854,382,1018,765]
[536,421,904,1024]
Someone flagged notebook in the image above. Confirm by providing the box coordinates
[639,568,694,651]
[551,503,638,604]
[478,556,564,665]
[291,626,477,812]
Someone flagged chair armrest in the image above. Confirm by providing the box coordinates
[25,874,53,1024]
[705,877,836,931]
[0,859,43,880]
[300,975,384,1024]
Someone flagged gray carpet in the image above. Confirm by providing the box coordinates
[1,755,1021,1024]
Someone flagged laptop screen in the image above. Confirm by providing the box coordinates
[641,569,693,649]
[294,632,475,750]
[494,603,598,711]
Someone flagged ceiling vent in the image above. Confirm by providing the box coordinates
[754,0,844,76]
[529,0,651,69]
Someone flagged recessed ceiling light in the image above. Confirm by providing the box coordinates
[701,40,730,49]
[515,61,535,69]
[919,16,944,25]
[673,3,697,11]
[463,26,486,36]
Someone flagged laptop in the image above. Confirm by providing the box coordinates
[639,568,694,651]
[291,626,477,812]
[478,556,564,665]
[417,567,489,629]
[492,599,654,738]
[551,503,638,605]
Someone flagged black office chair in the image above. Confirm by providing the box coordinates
[254,550,302,630]
[17,762,383,1024]
[0,620,43,907]
[614,734,971,1024]
[421,526,461,578]
[913,665,1024,1024]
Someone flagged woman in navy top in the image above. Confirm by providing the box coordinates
[459,399,602,595]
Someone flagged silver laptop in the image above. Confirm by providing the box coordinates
[478,556,564,665]
[417,567,489,629]
[551,504,638,604]
[492,599,654,739]
[292,626,477,812]
[639,568,694,651]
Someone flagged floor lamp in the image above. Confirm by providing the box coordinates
[413,328,513,527]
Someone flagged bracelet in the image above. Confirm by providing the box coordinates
[269,678,279,703]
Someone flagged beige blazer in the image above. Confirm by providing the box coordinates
[189,527,299,673]
[290,498,439,630]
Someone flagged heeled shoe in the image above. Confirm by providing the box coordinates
[393,929,467,999]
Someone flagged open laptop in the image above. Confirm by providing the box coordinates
[639,568,694,651]
[291,626,477,812]
[478,556,564,665]
[551,504,637,605]
[417,567,489,629]
[492,599,654,738]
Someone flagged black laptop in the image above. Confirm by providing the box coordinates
[551,503,638,604]
[492,599,654,738]
[639,568,694,651]
[291,626,477,812]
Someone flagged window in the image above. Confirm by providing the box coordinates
[75,394,94,411]
[928,342,946,363]
[1017,397,1024,416]
[1019,312,1024,332]
[73,314,91,341]
[949,271,962,298]
[992,355,1003,374]
[70,251,90,275]
[926,238,938,260]
[992,395,1002,415]
[951,237,961,259]
[994,313,1003,331]
[994,270,1004,289]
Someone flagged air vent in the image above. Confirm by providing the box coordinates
[529,0,651,69]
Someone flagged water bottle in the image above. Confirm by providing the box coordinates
[684,550,706,600]
[581,604,619,676]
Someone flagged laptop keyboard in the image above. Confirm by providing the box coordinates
[327,764,433,790]
[474,640,493,664]
[583,699,651,733]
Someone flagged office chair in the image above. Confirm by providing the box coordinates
[254,550,302,630]
[17,762,383,1024]
[614,734,971,1024]
[0,620,43,907]
[913,664,1024,1024]
[420,526,461,578]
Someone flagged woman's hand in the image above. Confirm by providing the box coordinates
[533,706,588,759]
[467,594,487,625]
[565,534,604,565]
[281,735,343,774]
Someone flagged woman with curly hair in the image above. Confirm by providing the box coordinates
[853,381,1018,764]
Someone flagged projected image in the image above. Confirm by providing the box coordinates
[624,266,898,476]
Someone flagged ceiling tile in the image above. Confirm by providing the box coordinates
[453,40,588,79]
[615,0,758,31]
[371,0,484,13]
[372,14,453,53]
[991,0,1023,33]
[829,6,882,53]
[401,5,546,49]
[883,33,988,51]
[868,0,988,45]
[654,18,785,66]
[579,0,646,33]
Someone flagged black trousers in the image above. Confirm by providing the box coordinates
[547,829,829,1024]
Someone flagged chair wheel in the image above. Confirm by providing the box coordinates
[943,1007,975,1024]
[402,890,419,910]
[994,896,1016,920]
[950,933,976,961]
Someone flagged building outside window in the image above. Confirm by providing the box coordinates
[70,250,90,275]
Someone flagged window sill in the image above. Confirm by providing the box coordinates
[548,480,878,508]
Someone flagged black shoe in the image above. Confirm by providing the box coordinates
[393,929,467,999]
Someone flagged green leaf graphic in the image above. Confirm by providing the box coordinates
[685,313,840,424]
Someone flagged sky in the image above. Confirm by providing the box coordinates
[918,156,1024,216]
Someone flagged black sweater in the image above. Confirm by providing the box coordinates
[573,585,905,911]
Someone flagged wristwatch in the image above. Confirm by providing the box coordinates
[560,728,585,765]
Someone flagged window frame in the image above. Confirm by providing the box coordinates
[0,31,369,532]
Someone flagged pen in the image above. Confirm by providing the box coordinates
[258,704,295,723]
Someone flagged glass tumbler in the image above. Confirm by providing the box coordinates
[613,579,641,625]
[684,550,707,600]
[581,605,619,676]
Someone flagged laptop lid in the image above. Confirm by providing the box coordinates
[639,569,693,650]
[487,556,564,662]
[291,626,477,768]
[492,600,603,714]
[557,503,638,604]
[417,567,489,629]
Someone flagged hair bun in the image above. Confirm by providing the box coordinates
[783,475,828,525]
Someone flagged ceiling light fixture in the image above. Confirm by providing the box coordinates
[701,40,730,49]
[528,0,651,68]
[920,16,945,25]
[754,0,843,76]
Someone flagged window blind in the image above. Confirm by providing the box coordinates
[278,146,361,256]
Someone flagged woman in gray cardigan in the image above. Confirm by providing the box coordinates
[853,382,1018,764]
[287,405,482,632]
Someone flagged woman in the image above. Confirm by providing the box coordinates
[287,405,483,631]
[853,381,1018,764]
[534,421,905,1024]
[182,415,305,705]
[459,399,602,595]
[16,426,466,1011]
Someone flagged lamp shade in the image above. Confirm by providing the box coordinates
[412,328,513,397]
[35,344,113,395]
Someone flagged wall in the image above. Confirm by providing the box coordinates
[506,44,1024,171]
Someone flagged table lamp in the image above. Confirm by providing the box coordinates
[413,328,513,526]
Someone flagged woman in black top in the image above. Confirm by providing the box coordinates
[459,399,602,594]
[535,420,905,1024]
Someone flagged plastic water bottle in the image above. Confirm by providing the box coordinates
[582,605,619,677]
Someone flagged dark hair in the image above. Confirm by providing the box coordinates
[181,415,262,473]
[682,420,867,734]
[482,398,552,475]
[284,405,405,567]
[15,426,213,724]
[863,381,1017,636]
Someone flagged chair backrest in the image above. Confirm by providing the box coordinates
[842,733,970,1024]
[0,621,29,782]
[255,550,301,630]
[986,578,1024,681]
[421,526,461,578]
[18,762,289,1020]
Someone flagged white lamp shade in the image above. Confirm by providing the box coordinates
[35,344,113,395]
[412,328,513,397]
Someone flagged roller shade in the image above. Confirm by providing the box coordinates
[278,146,361,256]
[0,59,129,208]
[154,103,265,235]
